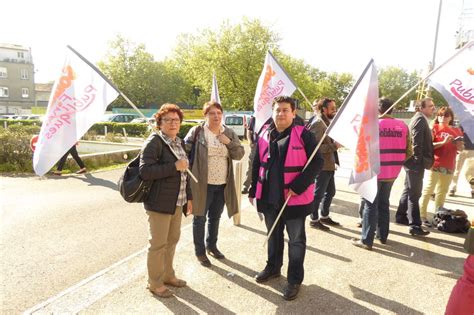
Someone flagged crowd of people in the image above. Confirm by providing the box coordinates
[136,96,472,303]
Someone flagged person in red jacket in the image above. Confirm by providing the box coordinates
[419,107,463,226]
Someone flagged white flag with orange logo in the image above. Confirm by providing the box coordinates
[33,46,119,176]
[327,60,380,202]
[253,51,297,133]
[210,72,221,104]
[429,40,474,140]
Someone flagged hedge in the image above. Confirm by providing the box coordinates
[1,119,198,139]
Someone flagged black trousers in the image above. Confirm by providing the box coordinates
[396,169,424,227]
[56,146,85,171]
[262,204,306,285]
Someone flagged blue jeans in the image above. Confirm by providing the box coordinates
[263,205,306,285]
[310,171,335,221]
[361,181,394,246]
[193,184,225,256]
[396,169,424,227]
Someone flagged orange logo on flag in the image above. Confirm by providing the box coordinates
[467,68,474,75]
[52,65,75,105]
[354,116,370,173]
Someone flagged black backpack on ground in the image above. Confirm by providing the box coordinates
[432,208,470,233]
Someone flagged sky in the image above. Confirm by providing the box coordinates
[3,0,470,83]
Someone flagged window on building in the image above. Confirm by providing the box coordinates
[18,51,25,59]
[0,87,9,97]
[0,67,7,78]
[20,69,28,80]
[21,88,29,98]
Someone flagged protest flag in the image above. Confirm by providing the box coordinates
[327,59,380,202]
[253,51,297,133]
[33,46,119,176]
[210,72,221,104]
[428,40,474,140]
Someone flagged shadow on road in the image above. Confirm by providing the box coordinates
[72,173,118,191]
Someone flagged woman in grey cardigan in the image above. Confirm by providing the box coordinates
[185,101,244,267]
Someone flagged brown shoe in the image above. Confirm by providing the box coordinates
[164,278,187,287]
[197,255,211,267]
[52,171,62,176]
[147,286,174,298]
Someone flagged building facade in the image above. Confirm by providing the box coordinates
[34,83,53,108]
[0,43,35,114]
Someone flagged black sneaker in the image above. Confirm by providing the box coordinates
[422,220,432,228]
[309,220,330,231]
[241,188,249,194]
[409,226,430,236]
[320,217,340,226]
[448,190,455,197]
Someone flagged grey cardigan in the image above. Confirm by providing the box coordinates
[184,125,244,217]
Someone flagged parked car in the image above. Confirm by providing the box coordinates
[224,114,250,138]
[131,117,156,131]
[100,113,139,123]
[131,117,155,124]
[183,119,204,125]
[0,115,18,120]
[9,114,42,120]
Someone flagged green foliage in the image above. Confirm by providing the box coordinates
[0,128,34,172]
[104,133,125,143]
[89,122,149,137]
[178,122,198,139]
[0,119,42,128]
[172,18,279,110]
[98,35,192,108]
[378,67,419,110]
[6,124,41,135]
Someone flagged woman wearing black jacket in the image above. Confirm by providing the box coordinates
[139,103,192,298]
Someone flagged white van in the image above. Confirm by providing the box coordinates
[224,114,250,139]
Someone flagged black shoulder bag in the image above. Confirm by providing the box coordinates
[118,134,162,203]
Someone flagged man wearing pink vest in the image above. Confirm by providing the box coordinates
[352,98,411,249]
[249,96,323,300]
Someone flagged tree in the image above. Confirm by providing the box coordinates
[98,35,192,108]
[378,66,419,110]
[172,18,280,110]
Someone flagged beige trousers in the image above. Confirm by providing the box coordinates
[146,207,182,289]
[420,171,453,219]
[450,150,474,192]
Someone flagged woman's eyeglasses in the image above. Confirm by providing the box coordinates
[162,118,180,124]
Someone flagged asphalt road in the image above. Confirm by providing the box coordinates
[0,169,194,313]
[2,145,472,313]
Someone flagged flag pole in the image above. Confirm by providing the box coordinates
[263,59,375,246]
[66,45,198,183]
[381,40,474,116]
[297,87,313,111]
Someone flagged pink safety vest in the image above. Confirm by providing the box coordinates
[255,125,315,206]
[378,118,408,180]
